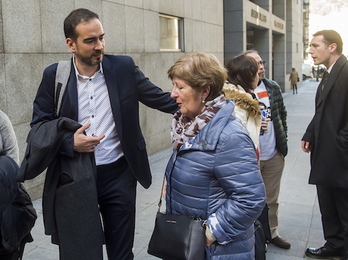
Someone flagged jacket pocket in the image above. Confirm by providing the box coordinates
[58,172,74,186]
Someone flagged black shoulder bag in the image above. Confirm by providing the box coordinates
[147,178,206,260]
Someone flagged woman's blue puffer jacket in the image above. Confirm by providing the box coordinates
[165,100,266,260]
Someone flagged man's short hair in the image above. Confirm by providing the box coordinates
[240,50,259,56]
[313,30,343,55]
[64,8,99,40]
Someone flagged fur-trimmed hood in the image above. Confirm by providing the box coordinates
[223,83,260,119]
[223,82,261,152]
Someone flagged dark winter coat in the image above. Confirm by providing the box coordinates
[302,55,348,187]
[0,156,36,254]
[17,118,104,260]
[262,78,288,157]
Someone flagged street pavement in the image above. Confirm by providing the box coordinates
[22,79,327,259]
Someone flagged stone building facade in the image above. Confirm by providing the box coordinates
[224,0,305,92]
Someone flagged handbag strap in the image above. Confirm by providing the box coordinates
[157,175,166,212]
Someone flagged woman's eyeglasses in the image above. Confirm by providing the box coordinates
[258,61,266,66]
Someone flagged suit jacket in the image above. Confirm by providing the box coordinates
[32,55,178,189]
[302,55,348,188]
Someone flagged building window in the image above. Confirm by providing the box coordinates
[160,14,184,52]
[247,30,254,50]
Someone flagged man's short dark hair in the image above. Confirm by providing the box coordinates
[64,8,99,40]
[313,30,343,55]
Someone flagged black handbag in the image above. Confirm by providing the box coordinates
[147,179,205,260]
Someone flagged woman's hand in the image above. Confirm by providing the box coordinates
[205,225,216,246]
[205,237,214,247]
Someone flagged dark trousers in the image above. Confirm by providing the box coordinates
[317,185,348,255]
[292,84,297,93]
[97,157,137,260]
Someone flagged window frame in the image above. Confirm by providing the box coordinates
[159,14,184,52]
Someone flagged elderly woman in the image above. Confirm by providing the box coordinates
[165,52,266,259]
[223,55,263,158]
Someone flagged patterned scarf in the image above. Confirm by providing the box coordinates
[171,94,227,150]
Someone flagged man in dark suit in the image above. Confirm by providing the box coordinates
[302,30,348,260]
[32,8,177,260]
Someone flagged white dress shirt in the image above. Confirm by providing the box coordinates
[74,62,123,166]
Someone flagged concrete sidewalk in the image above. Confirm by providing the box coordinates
[22,79,324,259]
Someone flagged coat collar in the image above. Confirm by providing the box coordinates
[317,55,348,107]
[223,83,260,119]
[179,101,235,152]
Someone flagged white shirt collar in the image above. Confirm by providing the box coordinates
[327,60,337,74]
[72,56,104,79]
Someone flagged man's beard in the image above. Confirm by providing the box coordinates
[257,72,265,86]
[78,50,104,67]
[259,72,265,79]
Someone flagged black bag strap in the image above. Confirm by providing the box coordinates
[157,175,167,212]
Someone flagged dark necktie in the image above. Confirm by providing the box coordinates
[321,71,329,90]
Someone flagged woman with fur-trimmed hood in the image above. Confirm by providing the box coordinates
[223,55,263,158]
